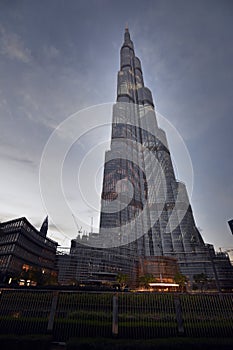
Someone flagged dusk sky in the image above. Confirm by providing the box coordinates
[1,0,233,252]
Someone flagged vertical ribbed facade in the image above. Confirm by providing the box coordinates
[100,28,216,284]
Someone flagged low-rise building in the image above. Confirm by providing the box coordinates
[0,217,58,285]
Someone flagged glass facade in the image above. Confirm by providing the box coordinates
[0,217,58,283]
[98,28,233,289]
[52,29,233,290]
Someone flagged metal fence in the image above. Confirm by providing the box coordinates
[180,294,233,337]
[0,289,233,341]
[0,289,53,335]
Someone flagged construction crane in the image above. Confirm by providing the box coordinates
[72,214,82,235]
[218,248,233,264]
[219,247,233,253]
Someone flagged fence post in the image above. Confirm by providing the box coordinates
[174,295,184,335]
[112,293,118,337]
[47,291,59,333]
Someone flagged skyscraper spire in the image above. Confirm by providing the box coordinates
[40,215,48,237]
[124,24,131,42]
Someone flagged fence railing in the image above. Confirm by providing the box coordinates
[0,289,233,341]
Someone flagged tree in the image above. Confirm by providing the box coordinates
[41,272,58,286]
[30,268,44,285]
[174,272,188,292]
[19,267,58,287]
[20,268,31,286]
[67,278,80,287]
[116,273,128,291]
[139,274,155,289]
[193,273,208,291]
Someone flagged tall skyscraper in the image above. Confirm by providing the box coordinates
[99,28,218,285]
[67,28,233,291]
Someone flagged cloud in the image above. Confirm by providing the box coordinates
[0,24,32,63]
[0,144,37,168]
[42,44,59,60]
[18,92,58,130]
[0,212,19,222]
[1,153,35,166]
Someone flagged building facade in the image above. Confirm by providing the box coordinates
[57,234,137,287]
[98,28,233,289]
[56,28,233,291]
[138,256,179,283]
[0,217,58,285]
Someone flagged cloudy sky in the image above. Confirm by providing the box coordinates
[0,0,233,251]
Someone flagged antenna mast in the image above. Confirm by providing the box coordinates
[91,217,93,234]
